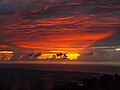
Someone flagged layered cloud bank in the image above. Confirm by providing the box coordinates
[0,0,120,60]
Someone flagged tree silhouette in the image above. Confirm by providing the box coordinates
[113,73,120,87]
[82,78,92,86]
[56,53,68,59]
[33,52,42,57]
[52,55,56,59]
[99,74,113,87]
[63,53,68,59]
[56,53,63,58]
[28,53,34,57]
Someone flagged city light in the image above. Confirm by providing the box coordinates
[116,48,120,51]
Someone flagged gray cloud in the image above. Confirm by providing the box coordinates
[93,30,120,47]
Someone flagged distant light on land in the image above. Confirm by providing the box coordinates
[116,48,120,51]
[0,51,13,54]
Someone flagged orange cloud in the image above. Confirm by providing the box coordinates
[14,31,113,52]
[0,0,119,55]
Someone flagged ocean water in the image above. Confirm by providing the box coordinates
[0,61,120,74]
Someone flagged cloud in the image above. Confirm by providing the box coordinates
[93,30,120,47]
[0,0,120,55]
[78,46,120,61]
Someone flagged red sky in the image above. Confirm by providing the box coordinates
[0,0,120,55]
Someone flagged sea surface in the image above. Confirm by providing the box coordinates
[0,61,120,74]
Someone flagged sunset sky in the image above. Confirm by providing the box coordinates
[0,0,120,60]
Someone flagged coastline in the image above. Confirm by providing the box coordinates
[0,61,120,73]
[0,60,120,65]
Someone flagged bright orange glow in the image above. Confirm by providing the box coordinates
[0,51,14,61]
[0,51,13,54]
[0,0,119,60]
[0,54,14,61]
[61,62,68,64]
[39,54,55,59]
[50,51,66,53]
[67,53,80,60]
[15,31,113,53]
[38,53,80,60]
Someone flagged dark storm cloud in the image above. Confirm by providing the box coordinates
[0,3,15,15]
[16,0,120,19]
[0,0,23,15]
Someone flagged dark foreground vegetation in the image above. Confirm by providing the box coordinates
[0,68,120,90]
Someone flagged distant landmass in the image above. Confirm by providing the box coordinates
[0,68,120,90]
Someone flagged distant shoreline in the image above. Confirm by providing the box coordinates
[0,61,120,73]
[0,60,120,65]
